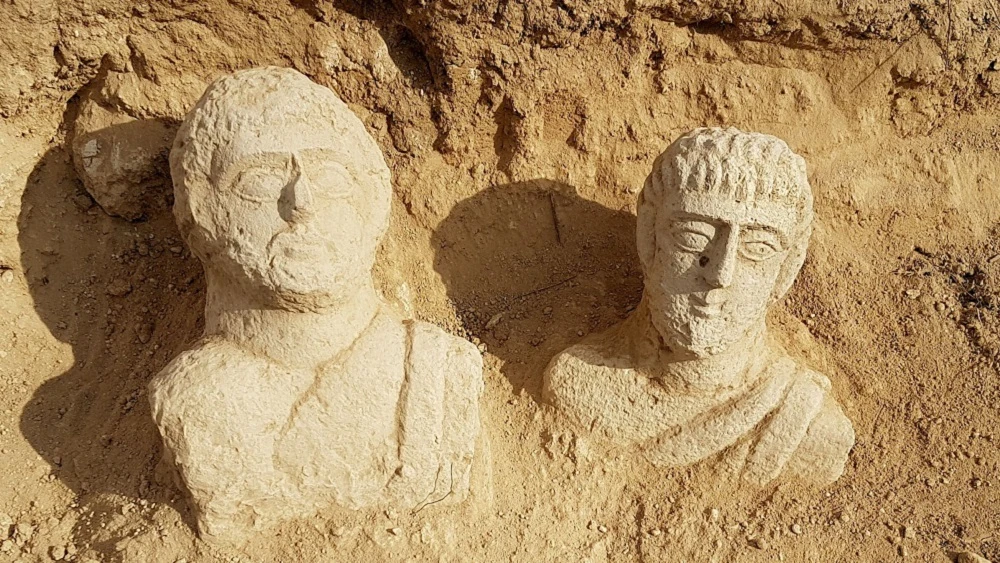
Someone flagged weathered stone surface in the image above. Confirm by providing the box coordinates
[69,73,178,220]
[543,127,855,487]
[148,67,485,544]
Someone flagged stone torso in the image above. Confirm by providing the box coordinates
[543,334,854,487]
[149,308,483,538]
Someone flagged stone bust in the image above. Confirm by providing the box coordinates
[543,127,854,486]
[148,67,484,543]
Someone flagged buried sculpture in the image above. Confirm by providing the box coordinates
[544,128,854,486]
[148,68,484,542]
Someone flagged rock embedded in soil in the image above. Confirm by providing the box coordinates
[542,128,855,487]
[954,552,992,563]
[69,73,176,221]
[148,67,486,545]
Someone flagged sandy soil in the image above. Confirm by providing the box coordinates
[3,0,1000,561]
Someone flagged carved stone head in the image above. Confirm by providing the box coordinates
[170,67,392,311]
[636,127,813,358]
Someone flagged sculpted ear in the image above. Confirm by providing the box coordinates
[772,224,811,302]
[636,174,658,273]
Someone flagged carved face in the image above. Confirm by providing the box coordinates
[645,189,800,358]
[205,124,379,307]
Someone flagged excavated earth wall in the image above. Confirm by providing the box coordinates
[2,0,1000,561]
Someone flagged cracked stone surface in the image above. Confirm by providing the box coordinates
[148,67,485,544]
[543,127,855,487]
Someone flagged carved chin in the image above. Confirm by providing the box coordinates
[696,316,750,350]
[655,316,743,358]
[265,259,358,309]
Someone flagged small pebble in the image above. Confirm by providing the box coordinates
[50,545,66,560]
[749,537,768,550]
[0,513,11,540]
[954,551,992,563]
[15,522,34,539]
[598,524,608,533]
[791,523,803,535]
[389,527,402,536]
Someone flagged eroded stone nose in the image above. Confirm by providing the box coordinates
[279,155,316,224]
[702,228,738,289]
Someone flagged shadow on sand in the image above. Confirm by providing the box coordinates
[17,138,205,557]
[431,179,643,403]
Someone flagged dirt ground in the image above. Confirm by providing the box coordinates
[3,0,1000,561]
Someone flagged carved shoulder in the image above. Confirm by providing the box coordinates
[148,338,277,431]
[542,344,616,432]
[391,321,484,505]
[779,362,856,486]
[407,321,483,388]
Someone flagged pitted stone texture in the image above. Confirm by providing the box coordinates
[70,102,173,220]
[148,67,484,544]
[544,127,854,487]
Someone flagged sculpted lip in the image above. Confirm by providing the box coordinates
[689,292,724,317]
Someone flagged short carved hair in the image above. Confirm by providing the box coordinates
[636,127,814,299]
[170,66,392,262]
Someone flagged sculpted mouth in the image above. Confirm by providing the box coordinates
[690,292,725,317]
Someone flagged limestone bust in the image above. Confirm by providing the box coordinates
[148,67,484,542]
[543,128,854,486]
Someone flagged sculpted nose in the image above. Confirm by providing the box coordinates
[279,160,315,224]
[289,176,315,218]
[702,228,738,289]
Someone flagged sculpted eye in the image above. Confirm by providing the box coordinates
[740,230,783,261]
[305,162,354,199]
[233,166,291,203]
[672,229,712,253]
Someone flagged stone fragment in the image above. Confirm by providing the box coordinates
[0,513,11,540]
[69,72,176,220]
[106,279,132,297]
[148,68,486,545]
[14,522,33,540]
[543,128,855,487]
[955,551,992,563]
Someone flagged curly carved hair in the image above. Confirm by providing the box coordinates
[636,127,814,300]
